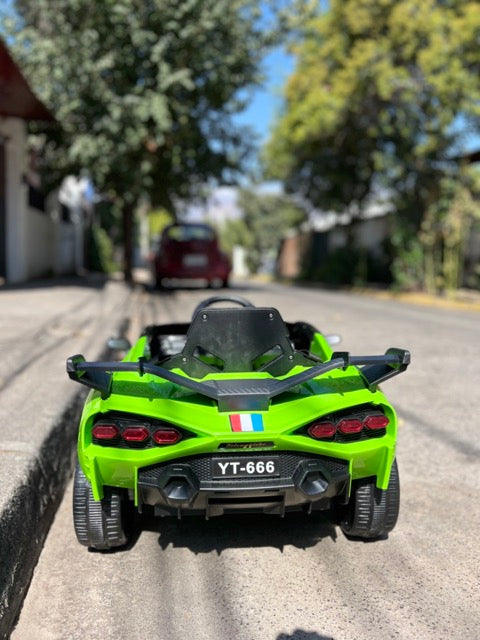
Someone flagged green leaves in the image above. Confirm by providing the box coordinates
[220,189,307,273]
[261,0,480,290]
[264,0,480,220]
[6,0,272,209]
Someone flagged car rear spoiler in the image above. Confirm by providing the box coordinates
[67,348,410,412]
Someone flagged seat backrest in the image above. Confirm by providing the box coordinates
[173,307,295,376]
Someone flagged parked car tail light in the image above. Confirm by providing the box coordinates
[337,419,364,434]
[153,428,181,445]
[364,415,390,430]
[122,426,150,442]
[308,422,336,439]
[92,424,119,439]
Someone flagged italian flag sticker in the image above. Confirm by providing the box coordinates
[229,414,264,432]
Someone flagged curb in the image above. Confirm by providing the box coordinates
[277,278,480,314]
[0,392,86,639]
[351,287,480,313]
[0,278,137,639]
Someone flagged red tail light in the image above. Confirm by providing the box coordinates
[306,410,389,441]
[122,426,150,442]
[337,419,364,434]
[153,428,181,445]
[92,424,119,439]
[364,415,389,430]
[308,422,336,439]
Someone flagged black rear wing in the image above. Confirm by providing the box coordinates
[67,348,410,412]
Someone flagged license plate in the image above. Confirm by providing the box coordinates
[183,254,207,267]
[212,457,279,479]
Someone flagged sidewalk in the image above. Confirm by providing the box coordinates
[351,286,480,313]
[0,274,143,637]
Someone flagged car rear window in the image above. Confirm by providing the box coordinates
[165,225,215,242]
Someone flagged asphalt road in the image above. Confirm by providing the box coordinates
[12,281,480,640]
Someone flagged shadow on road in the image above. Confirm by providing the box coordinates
[142,279,267,296]
[138,512,337,554]
[397,405,480,459]
[277,631,334,640]
[0,272,110,292]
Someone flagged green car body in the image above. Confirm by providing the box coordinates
[68,295,409,549]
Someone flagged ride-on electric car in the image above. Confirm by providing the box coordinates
[67,295,410,549]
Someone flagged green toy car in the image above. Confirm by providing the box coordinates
[67,295,410,549]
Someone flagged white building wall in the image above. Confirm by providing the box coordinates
[26,206,55,277]
[329,227,348,250]
[325,215,392,256]
[0,116,84,283]
[232,245,249,277]
[54,222,78,275]
[353,215,392,257]
[0,117,28,283]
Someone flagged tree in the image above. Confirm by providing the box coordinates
[4,0,273,280]
[419,173,479,293]
[264,0,480,289]
[219,189,307,272]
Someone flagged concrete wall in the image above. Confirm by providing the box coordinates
[232,245,249,277]
[0,116,83,283]
[328,227,348,251]
[25,207,80,279]
[276,233,311,278]
[1,117,28,283]
[328,215,392,254]
[54,222,80,275]
[26,207,55,278]
[277,215,393,279]
[353,215,392,257]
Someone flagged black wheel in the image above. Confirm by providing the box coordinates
[340,459,400,540]
[208,277,224,289]
[73,463,131,550]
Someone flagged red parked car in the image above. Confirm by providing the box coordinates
[153,223,231,289]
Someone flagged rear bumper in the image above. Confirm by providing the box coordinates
[137,452,350,518]
[154,264,230,281]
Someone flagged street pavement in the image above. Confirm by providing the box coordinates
[0,274,145,638]
[9,280,480,640]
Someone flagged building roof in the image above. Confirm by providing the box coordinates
[0,39,54,121]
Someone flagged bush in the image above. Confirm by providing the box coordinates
[87,223,117,273]
[305,247,391,286]
[390,231,424,291]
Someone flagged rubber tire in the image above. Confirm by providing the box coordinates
[340,459,400,540]
[73,463,130,550]
[208,277,224,289]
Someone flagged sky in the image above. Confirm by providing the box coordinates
[234,47,295,147]
[187,47,296,223]
[185,44,296,223]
